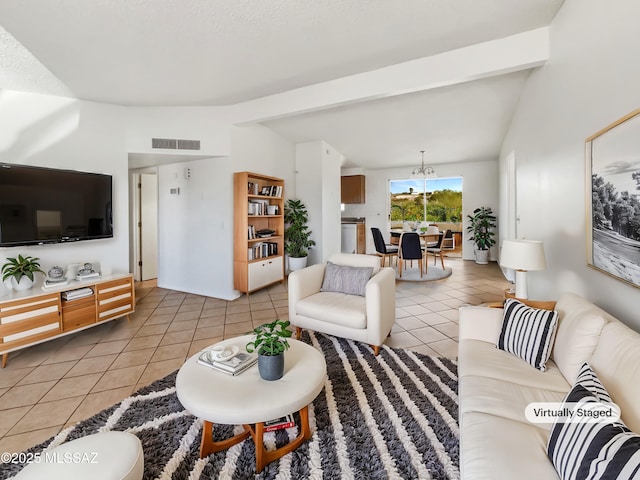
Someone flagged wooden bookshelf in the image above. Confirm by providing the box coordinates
[233,172,285,294]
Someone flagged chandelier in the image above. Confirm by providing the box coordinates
[412,150,436,177]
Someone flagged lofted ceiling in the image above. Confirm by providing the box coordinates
[0,0,564,169]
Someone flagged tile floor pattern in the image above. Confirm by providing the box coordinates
[0,257,510,456]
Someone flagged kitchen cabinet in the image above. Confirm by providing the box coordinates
[341,175,365,204]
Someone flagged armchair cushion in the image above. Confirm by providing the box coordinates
[320,261,373,297]
[295,292,367,329]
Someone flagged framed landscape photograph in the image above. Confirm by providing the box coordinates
[586,108,640,288]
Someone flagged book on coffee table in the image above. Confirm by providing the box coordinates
[263,414,295,432]
[197,350,258,376]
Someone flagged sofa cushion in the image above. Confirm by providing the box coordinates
[320,261,372,297]
[553,293,606,384]
[460,411,560,480]
[460,375,567,429]
[547,383,640,480]
[498,299,559,372]
[591,321,640,433]
[458,340,570,392]
[575,362,612,404]
[295,291,367,329]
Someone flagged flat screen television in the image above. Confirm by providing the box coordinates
[0,163,113,247]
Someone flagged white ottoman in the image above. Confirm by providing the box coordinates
[15,431,144,480]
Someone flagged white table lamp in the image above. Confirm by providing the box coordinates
[499,240,546,299]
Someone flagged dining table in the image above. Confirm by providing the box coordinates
[389,229,442,246]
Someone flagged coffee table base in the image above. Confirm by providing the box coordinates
[199,405,312,473]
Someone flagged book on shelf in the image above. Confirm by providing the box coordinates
[197,350,258,376]
[248,241,278,260]
[264,414,295,432]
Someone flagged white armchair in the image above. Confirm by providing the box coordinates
[288,253,396,355]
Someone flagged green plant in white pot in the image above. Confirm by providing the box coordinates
[466,207,497,264]
[284,199,316,271]
[2,255,45,290]
[246,319,293,381]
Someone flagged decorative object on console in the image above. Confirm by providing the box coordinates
[76,262,100,280]
[246,319,293,381]
[1,255,44,290]
[466,206,497,264]
[499,239,547,299]
[43,265,69,289]
[284,199,315,271]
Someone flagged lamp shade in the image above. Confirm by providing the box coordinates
[499,240,546,271]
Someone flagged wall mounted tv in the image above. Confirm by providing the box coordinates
[0,163,113,247]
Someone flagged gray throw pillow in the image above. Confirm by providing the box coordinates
[320,261,373,297]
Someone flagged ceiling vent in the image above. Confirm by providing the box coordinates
[151,138,201,151]
[177,139,201,150]
[152,138,177,149]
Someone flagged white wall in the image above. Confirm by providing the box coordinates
[500,0,640,327]
[157,157,235,298]
[126,106,233,157]
[294,141,342,265]
[342,159,499,260]
[0,90,129,277]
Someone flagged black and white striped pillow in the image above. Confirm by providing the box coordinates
[575,362,612,404]
[497,298,558,371]
[548,384,640,480]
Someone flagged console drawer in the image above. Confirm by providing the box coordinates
[62,295,96,331]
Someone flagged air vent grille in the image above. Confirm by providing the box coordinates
[177,139,201,150]
[152,138,177,149]
[151,138,201,151]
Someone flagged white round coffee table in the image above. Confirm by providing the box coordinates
[176,335,326,473]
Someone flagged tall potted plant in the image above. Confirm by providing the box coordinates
[466,207,497,264]
[246,319,293,381]
[284,199,316,271]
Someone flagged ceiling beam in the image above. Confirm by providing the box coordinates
[230,27,549,124]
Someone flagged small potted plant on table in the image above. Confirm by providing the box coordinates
[246,319,293,381]
[2,255,44,290]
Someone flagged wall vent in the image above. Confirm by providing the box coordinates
[177,139,201,150]
[151,138,201,151]
[152,138,177,149]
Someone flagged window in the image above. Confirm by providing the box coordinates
[389,177,462,226]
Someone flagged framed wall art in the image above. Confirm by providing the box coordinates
[586,108,640,287]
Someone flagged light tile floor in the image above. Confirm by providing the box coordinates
[0,257,509,456]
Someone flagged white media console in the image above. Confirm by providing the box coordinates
[0,273,135,368]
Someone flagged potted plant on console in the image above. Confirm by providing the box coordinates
[2,255,45,290]
[246,319,293,381]
[466,207,497,264]
[284,199,316,271]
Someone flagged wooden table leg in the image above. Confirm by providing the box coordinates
[2,353,7,369]
[199,420,251,458]
[247,405,312,473]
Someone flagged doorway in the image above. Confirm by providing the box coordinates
[132,172,158,281]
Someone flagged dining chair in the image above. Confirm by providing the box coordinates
[398,232,425,277]
[442,229,455,250]
[426,229,450,269]
[424,225,441,248]
[371,227,398,267]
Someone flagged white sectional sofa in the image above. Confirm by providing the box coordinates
[458,292,640,479]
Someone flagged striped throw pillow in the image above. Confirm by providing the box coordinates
[548,384,640,480]
[497,298,558,371]
[575,362,612,404]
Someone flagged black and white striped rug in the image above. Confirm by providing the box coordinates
[2,332,459,480]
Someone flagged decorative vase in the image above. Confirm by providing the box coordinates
[11,276,34,290]
[475,249,489,265]
[288,256,308,272]
[258,353,285,381]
